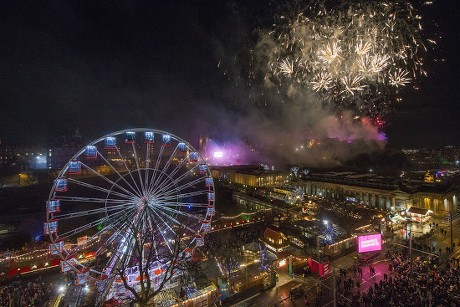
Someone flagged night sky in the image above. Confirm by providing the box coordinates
[0,0,459,149]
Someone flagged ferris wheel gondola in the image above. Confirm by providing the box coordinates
[45,128,215,284]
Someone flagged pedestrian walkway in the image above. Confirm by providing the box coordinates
[224,274,310,307]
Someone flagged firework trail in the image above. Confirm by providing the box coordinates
[254,0,435,118]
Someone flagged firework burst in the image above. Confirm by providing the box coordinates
[255,0,435,118]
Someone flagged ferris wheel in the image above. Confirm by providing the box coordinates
[44,128,215,283]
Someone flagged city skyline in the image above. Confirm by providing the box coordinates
[0,0,459,150]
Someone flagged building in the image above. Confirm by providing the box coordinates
[0,138,16,169]
[211,166,289,187]
[47,129,82,170]
[15,145,48,170]
[410,183,458,216]
[262,227,289,253]
[297,171,459,218]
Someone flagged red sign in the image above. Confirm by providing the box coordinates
[307,257,331,277]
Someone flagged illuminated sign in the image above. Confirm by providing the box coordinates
[358,233,382,253]
[213,151,223,158]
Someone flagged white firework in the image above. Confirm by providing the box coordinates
[370,54,390,74]
[253,0,434,117]
[341,75,367,96]
[311,71,333,91]
[317,42,342,64]
[355,40,373,55]
[279,58,295,76]
[389,68,411,87]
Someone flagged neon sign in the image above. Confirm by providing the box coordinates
[358,233,382,253]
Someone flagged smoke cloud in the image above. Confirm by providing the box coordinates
[205,2,388,168]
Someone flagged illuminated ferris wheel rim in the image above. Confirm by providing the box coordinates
[45,128,215,278]
[51,128,197,178]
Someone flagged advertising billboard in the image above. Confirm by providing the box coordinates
[358,233,382,253]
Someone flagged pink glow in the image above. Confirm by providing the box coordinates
[358,233,382,253]
[202,139,253,166]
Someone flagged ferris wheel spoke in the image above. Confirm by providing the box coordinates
[53,203,136,220]
[151,208,197,236]
[114,146,143,196]
[157,176,205,199]
[85,208,136,240]
[66,178,135,201]
[149,154,190,197]
[149,152,191,195]
[58,216,112,241]
[144,143,152,193]
[161,201,209,208]
[110,230,136,257]
[148,146,179,196]
[151,164,199,196]
[154,204,204,223]
[146,209,174,253]
[53,195,133,204]
[95,149,143,197]
[155,154,191,190]
[150,208,195,237]
[79,161,139,199]
[153,173,198,198]
[95,215,138,257]
[131,143,146,196]
[148,171,177,199]
[98,223,131,252]
[104,234,136,275]
[159,190,208,202]
[95,231,118,256]
[147,207,178,238]
[59,207,135,240]
[147,145,166,194]
[144,214,162,257]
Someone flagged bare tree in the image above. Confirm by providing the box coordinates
[220,253,240,293]
[106,210,198,307]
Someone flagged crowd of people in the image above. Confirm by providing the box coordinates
[333,250,460,306]
[0,276,53,307]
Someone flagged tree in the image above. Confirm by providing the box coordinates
[221,255,240,293]
[105,210,198,307]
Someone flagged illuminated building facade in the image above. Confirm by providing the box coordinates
[263,227,289,253]
[211,166,289,187]
[297,172,459,217]
[410,185,458,216]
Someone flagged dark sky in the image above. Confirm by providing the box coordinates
[0,0,459,149]
[384,0,460,148]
